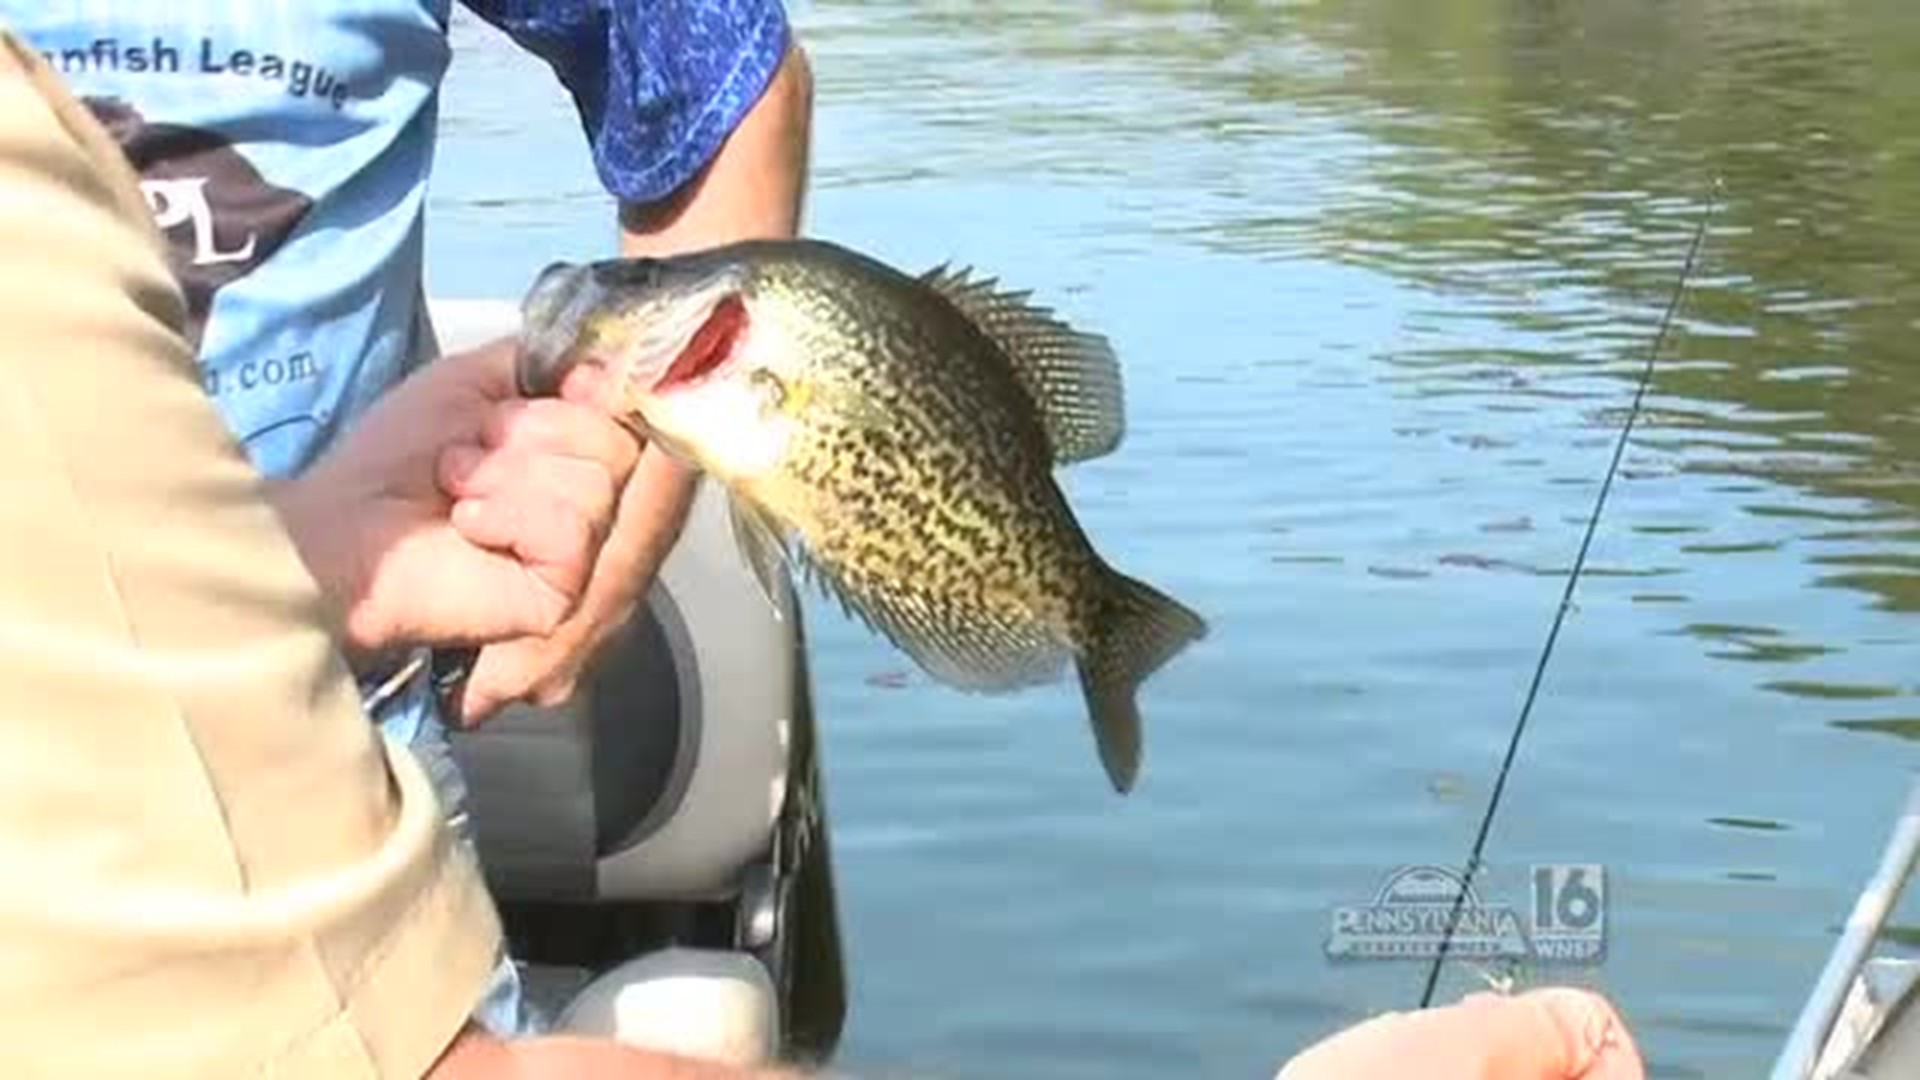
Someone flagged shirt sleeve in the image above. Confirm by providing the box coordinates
[0,31,505,1079]
[456,0,794,205]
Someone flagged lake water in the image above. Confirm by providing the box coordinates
[426,3,1920,1077]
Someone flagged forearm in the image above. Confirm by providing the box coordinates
[558,35,815,639]
[617,38,814,253]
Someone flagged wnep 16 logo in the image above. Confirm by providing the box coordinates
[1325,863,1606,964]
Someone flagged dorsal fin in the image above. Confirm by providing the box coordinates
[919,263,1125,466]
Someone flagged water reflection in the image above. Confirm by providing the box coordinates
[808,1,1920,604]
[784,2,1920,1074]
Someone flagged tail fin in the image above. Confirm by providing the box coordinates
[1076,570,1209,794]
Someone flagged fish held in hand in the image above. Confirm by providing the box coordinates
[515,239,1207,793]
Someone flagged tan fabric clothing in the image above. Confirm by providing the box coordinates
[0,28,504,1080]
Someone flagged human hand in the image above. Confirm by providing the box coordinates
[446,423,698,727]
[1275,987,1645,1080]
[272,338,640,665]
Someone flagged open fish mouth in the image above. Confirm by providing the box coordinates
[514,259,748,400]
[651,293,749,393]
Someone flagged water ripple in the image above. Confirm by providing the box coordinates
[431,3,1920,1077]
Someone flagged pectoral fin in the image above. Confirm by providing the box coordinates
[727,494,792,623]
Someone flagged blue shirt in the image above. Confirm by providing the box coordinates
[5,0,791,744]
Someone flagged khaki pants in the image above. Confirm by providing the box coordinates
[0,29,503,1080]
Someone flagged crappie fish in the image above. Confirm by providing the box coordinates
[515,238,1207,793]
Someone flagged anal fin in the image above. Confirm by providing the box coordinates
[789,546,1072,694]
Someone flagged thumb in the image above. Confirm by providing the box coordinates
[1276,988,1644,1080]
[1496,989,1645,1079]
[429,336,523,408]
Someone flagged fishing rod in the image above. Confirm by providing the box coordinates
[1416,179,1722,1009]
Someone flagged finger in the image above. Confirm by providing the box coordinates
[449,642,540,729]
[452,477,608,562]
[450,668,505,728]
[438,336,521,403]
[1274,986,1644,1080]
[1403,989,1643,1080]
[378,536,561,649]
[450,454,618,546]
[451,491,600,612]
[480,397,640,476]
[527,674,578,708]
[440,438,624,524]
[438,443,489,498]
[559,362,614,408]
[449,638,584,727]
[1511,989,1645,1080]
[454,401,638,504]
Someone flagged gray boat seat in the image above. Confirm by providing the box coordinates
[425,299,799,906]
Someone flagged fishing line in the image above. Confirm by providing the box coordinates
[1416,179,1722,1009]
